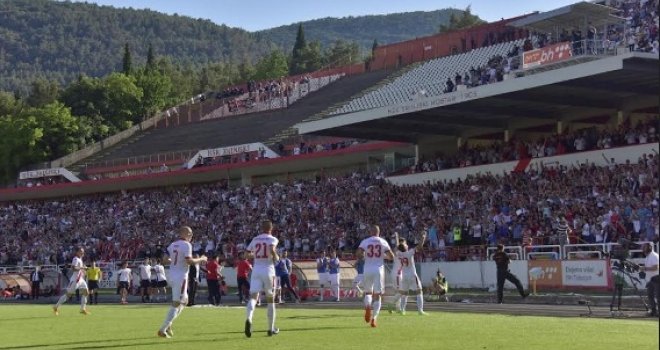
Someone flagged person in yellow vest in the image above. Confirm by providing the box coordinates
[452,225,462,246]
[430,270,449,302]
[87,261,102,305]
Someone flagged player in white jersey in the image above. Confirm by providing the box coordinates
[117,261,132,304]
[153,258,168,302]
[389,233,403,313]
[244,220,280,338]
[53,247,90,315]
[328,250,341,301]
[157,226,207,338]
[357,224,394,328]
[138,258,152,303]
[316,251,329,301]
[395,231,427,315]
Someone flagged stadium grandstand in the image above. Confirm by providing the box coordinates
[0,0,658,305]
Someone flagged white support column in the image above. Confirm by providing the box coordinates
[504,130,511,142]
[557,121,564,135]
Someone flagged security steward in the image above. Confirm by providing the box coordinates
[493,244,529,304]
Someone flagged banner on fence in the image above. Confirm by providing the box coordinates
[522,42,573,69]
[527,260,562,288]
[561,260,610,287]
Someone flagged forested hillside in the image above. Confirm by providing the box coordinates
[0,1,474,93]
[259,9,466,52]
[0,0,275,94]
[0,1,482,185]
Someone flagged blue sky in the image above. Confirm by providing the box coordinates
[69,0,580,31]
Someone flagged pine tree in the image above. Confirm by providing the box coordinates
[289,24,308,75]
[372,39,379,54]
[122,43,132,75]
[146,44,156,71]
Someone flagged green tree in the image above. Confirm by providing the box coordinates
[238,59,256,82]
[30,102,84,158]
[60,75,105,120]
[26,78,60,108]
[146,43,156,71]
[254,50,289,81]
[102,73,143,129]
[122,43,133,75]
[135,68,172,120]
[439,6,484,33]
[372,39,379,54]
[0,114,43,184]
[289,24,307,75]
[323,40,360,66]
[0,91,23,116]
[301,41,323,72]
[199,62,241,92]
[157,58,197,105]
[59,75,114,139]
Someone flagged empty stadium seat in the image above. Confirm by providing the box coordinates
[331,39,525,115]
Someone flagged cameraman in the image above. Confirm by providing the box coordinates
[640,243,659,317]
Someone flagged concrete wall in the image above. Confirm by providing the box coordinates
[419,261,529,290]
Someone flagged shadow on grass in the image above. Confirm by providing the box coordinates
[285,314,361,320]
[3,325,364,350]
[0,337,149,350]
[0,316,54,322]
[0,335,236,350]
[196,324,361,337]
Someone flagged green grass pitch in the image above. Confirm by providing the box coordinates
[0,304,657,350]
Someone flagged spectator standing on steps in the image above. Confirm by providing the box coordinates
[492,244,528,304]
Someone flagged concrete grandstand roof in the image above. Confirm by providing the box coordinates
[296,53,658,143]
[508,1,624,32]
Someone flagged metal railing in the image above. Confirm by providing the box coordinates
[527,251,560,260]
[525,244,562,260]
[82,149,198,172]
[487,245,523,260]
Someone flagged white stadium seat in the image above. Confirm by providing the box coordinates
[330,39,525,115]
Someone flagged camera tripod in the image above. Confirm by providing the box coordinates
[608,264,649,317]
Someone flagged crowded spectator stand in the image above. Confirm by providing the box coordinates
[1,143,657,268]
